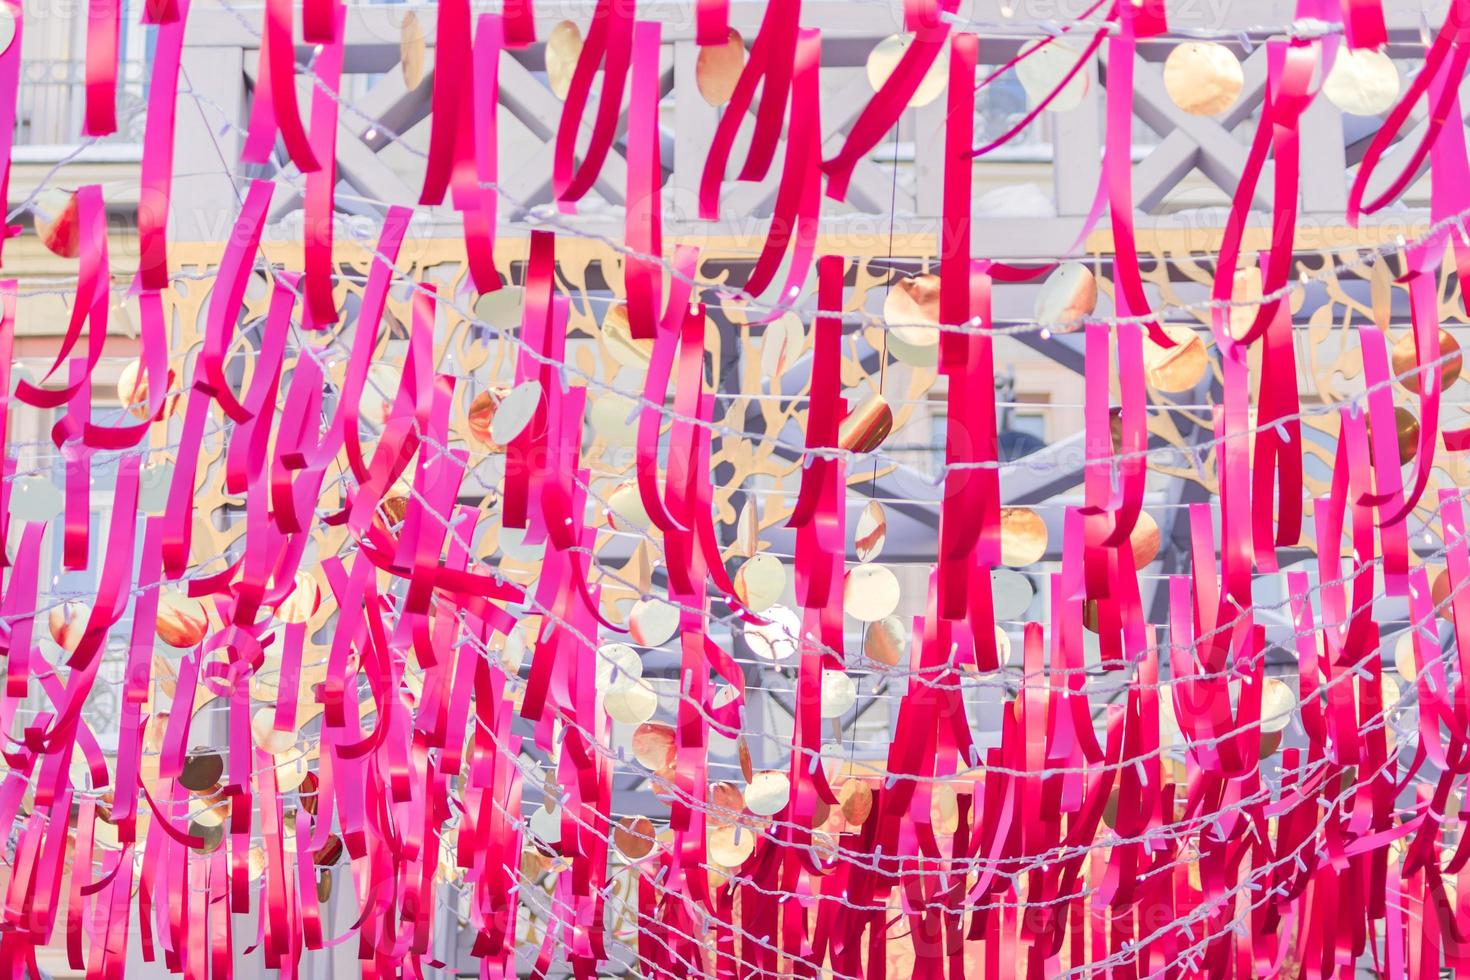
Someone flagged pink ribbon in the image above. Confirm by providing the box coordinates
[242,0,320,172]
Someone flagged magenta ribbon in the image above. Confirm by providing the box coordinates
[135,0,189,292]
[623,19,664,341]
[697,0,800,219]
[242,0,320,173]
[83,0,118,136]
[823,1,955,201]
[741,27,821,313]
[15,185,109,411]
[0,1,21,263]
[421,0,471,206]
[302,3,345,330]
[1348,0,1470,222]
[455,13,503,294]
[553,0,634,209]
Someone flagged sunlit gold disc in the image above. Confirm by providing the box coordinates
[0,8,16,56]
[931,783,959,835]
[48,600,90,653]
[604,680,659,725]
[1379,675,1403,711]
[820,671,857,719]
[1144,322,1209,392]
[746,604,801,661]
[273,747,312,794]
[1395,631,1419,684]
[276,572,320,625]
[1015,39,1089,113]
[1034,262,1097,328]
[1396,407,1420,465]
[1259,728,1283,759]
[628,597,679,647]
[883,274,941,365]
[545,21,583,101]
[865,34,947,107]
[156,591,209,648]
[991,567,1035,621]
[1131,511,1161,570]
[838,394,893,455]
[375,478,411,535]
[250,707,296,754]
[854,500,887,563]
[614,816,656,860]
[981,625,1013,670]
[472,285,523,329]
[744,770,791,817]
[708,822,758,867]
[1392,329,1462,393]
[601,303,654,370]
[179,750,224,793]
[117,359,178,420]
[490,379,543,446]
[12,475,63,523]
[528,804,562,846]
[734,553,786,613]
[839,779,874,825]
[400,12,426,89]
[999,507,1047,567]
[1229,267,1262,341]
[607,480,654,533]
[596,642,643,693]
[697,28,745,106]
[632,722,677,770]
[33,189,79,257]
[1163,42,1243,116]
[588,394,638,448]
[709,782,747,826]
[466,386,512,450]
[864,616,907,668]
[189,820,225,854]
[844,564,901,622]
[1258,677,1297,734]
[247,846,268,881]
[759,311,806,383]
[192,799,232,840]
[1431,566,1455,621]
[1323,48,1400,116]
[520,846,551,881]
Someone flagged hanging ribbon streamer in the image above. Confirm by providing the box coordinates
[82,0,118,136]
[421,0,471,205]
[0,0,21,263]
[553,0,634,209]
[303,3,345,330]
[242,0,320,172]
[623,18,664,341]
[14,185,109,411]
[823,0,955,202]
[697,0,800,219]
[136,0,189,291]
[455,13,503,294]
[739,26,821,309]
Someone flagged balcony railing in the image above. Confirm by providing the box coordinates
[14,57,148,149]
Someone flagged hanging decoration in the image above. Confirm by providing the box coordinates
[24,0,1470,976]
